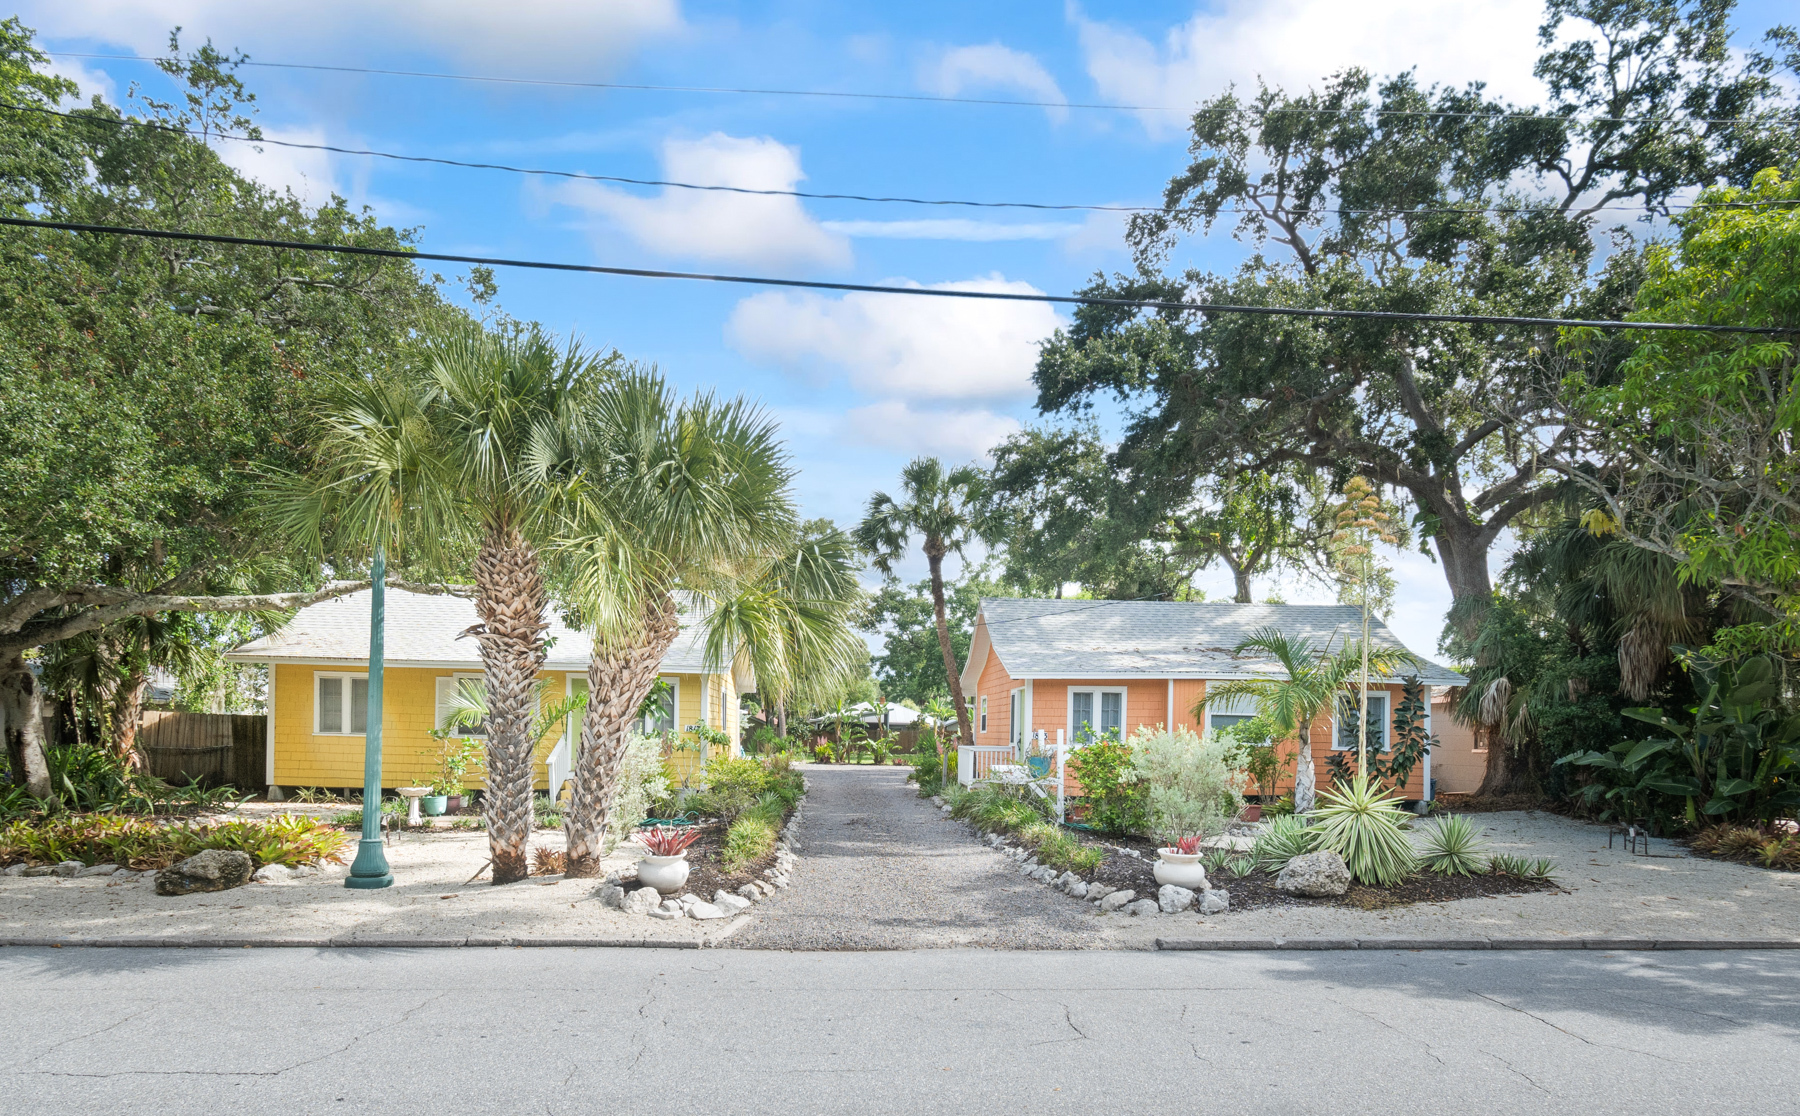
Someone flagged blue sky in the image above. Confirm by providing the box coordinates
[24,0,1795,657]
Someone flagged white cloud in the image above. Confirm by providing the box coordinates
[1070,0,1548,137]
[820,218,1080,241]
[551,133,850,270]
[20,0,681,72]
[726,274,1062,401]
[37,56,115,106]
[842,400,1022,463]
[923,43,1068,121]
[213,127,339,206]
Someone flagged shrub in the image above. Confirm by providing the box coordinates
[744,725,782,755]
[1013,819,1104,874]
[1123,726,1248,845]
[1417,815,1485,877]
[1068,734,1145,835]
[691,756,771,821]
[0,814,348,870]
[722,815,778,871]
[1312,777,1418,887]
[604,733,671,850]
[1252,814,1316,874]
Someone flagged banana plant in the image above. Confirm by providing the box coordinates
[1558,654,1800,826]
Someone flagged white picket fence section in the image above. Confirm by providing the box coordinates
[959,729,1073,823]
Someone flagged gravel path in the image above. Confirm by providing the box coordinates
[731,764,1102,950]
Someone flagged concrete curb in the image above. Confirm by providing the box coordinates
[0,936,705,950]
[1155,936,1800,951]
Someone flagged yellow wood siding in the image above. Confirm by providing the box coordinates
[270,663,738,792]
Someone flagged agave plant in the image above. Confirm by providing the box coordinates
[1417,814,1485,877]
[1311,775,1417,887]
[1251,814,1316,875]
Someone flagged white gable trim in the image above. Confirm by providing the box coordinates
[958,617,993,694]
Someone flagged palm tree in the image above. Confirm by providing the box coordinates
[856,458,984,751]
[1196,627,1413,813]
[701,520,866,749]
[556,372,796,876]
[274,324,612,884]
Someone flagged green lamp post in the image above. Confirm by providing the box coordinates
[346,546,394,889]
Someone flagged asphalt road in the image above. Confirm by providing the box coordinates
[3,946,1795,1114]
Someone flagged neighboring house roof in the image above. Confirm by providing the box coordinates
[226,588,730,676]
[960,598,1466,689]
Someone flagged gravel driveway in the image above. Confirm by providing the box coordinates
[731,764,1099,950]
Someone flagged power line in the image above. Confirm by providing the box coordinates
[2,215,1789,335]
[47,50,1800,127]
[9,102,1795,220]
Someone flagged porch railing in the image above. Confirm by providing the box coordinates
[957,744,1017,787]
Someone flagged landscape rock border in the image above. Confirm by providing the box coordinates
[598,775,809,924]
[931,793,1244,920]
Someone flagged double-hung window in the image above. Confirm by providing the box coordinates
[1069,687,1125,744]
[1009,688,1024,746]
[979,695,988,734]
[434,674,490,738]
[1334,691,1391,752]
[314,672,369,735]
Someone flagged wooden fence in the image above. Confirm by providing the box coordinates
[138,711,265,790]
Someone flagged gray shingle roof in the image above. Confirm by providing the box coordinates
[226,588,723,674]
[974,598,1466,685]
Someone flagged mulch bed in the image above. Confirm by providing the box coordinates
[617,820,779,900]
[1067,830,1559,913]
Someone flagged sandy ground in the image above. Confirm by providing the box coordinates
[4,774,1796,947]
[1102,809,1800,945]
[0,828,744,945]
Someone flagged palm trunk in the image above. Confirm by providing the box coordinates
[927,548,973,752]
[1,652,51,798]
[564,595,680,878]
[1293,716,1316,814]
[472,526,550,886]
[109,670,148,771]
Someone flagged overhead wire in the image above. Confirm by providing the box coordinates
[1,215,1789,335]
[45,50,1800,126]
[7,102,1795,219]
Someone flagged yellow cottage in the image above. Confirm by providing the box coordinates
[226,588,746,800]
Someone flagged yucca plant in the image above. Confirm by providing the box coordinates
[1311,775,1417,887]
[1417,814,1485,877]
[1251,814,1316,874]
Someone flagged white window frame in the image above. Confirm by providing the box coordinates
[435,672,490,739]
[1068,686,1127,744]
[979,694,989,734]
[1332,690,1391,752]
[1205,691,1263,737]
[1009,688,1024,745]
[313,671,368,736]
[640,676,679,736]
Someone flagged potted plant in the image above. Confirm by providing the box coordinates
[421,784,449,817]
[1154,834,1211,890]
[635,825,701,894]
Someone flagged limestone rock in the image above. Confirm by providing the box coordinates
[22,864,57,877]
[646,901,682,920]
[735,883,762,901]
[712,891,752,913]
[3,863,25,876]
[1100,889,1135,912]
[75,863,119,878]
[1200,888,1230,915]
[1085,884,1113,903]
[620,886,662,915]
[52,860,84,878]
[252,864,293,884]
[595,883,627,908]
[1055,871,1079,891]
[688,901,730,920]
[1030,865,1057,883]
[155,849,253,896]
[1067,881,1089,899]
[1157,884,1195,914]
[1275,850,1351,897]
[1125,898,1161,917]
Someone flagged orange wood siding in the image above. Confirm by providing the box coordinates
[976,648,1018,744]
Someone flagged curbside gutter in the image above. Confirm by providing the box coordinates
[1155,936,1800,951]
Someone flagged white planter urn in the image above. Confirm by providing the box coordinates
[1154,850,1209,890]
[635,853,690,895]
